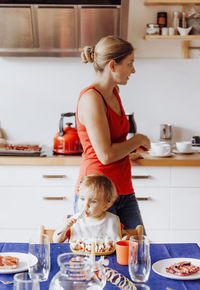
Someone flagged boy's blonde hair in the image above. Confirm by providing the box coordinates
[81,35,134,72]
[79,174,118,205]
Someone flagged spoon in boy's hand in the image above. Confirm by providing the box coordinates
[57,210,86,235]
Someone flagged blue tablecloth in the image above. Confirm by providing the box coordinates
[0,243,200,290]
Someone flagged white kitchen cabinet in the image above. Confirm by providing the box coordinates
[170,167,200,243]
[171,167,200,187]
[132,166,171,242]
[132,166,200,243]
[0,165,79,186]
[1,164,200,243]
[0,165,79,242]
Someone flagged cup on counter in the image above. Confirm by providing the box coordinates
[150,142,171,156]
[161,27,168,36]
[169,27,175,36]
[116,240,129,265]
[176,141,192,153]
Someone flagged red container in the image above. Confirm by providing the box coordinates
[53,113,83,155]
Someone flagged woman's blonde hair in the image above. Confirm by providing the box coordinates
[81,35,134,72]
[79,174,118,205]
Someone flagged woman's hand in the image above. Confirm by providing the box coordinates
[133,134,151,151]
[129,152,144,161]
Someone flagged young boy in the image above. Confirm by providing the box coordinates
[53,174,129,245]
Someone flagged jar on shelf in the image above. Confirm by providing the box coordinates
[146,23,160,35]
[157,12,168,28]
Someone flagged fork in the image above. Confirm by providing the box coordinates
[0,279,14,285]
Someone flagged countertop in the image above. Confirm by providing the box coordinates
[0,147,200,166]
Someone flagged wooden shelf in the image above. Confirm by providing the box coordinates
[145,0,200,5]
[144,34,200,58]
[144,0,200,58]
[145,34,200,39]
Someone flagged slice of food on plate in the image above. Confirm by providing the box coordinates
[166,261,199,276]
[0,255,19,269]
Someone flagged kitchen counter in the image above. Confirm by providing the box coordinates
[0,151,200,166]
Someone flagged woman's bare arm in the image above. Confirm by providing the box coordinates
[78,90,150,165]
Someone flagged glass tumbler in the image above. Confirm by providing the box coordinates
[28,233,50,282]
[14,273,40,290]
[129,235,151,283]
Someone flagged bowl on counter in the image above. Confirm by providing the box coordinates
[177,26,192,36]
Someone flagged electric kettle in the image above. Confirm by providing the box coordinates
[53,112,83,155]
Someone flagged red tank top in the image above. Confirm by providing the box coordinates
[75,86,134,195]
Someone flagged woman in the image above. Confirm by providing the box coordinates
[75,35,150,230]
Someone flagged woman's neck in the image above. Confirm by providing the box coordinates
[93,72,116,100]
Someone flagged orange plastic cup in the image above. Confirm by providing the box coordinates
[116,240,129,265]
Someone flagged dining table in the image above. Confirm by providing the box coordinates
[0,242,200,290]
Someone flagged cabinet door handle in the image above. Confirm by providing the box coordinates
[132,175,151,179]
[43,196,66,200]
[136,197,150,201]
[42,174,67,179]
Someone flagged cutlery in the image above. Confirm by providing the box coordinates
[57,210,86,235]
[0,279,14,285]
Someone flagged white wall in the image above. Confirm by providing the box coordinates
[0,0,199,146]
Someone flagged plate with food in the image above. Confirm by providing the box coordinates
[152,258,200,280]
[0,142,43,156]
[70,238,116,256]
[0,252,37,274]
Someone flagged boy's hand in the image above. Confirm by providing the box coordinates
[65,217,77,229]
[122,235,129,240]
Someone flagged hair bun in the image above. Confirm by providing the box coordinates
[81,46,94,63]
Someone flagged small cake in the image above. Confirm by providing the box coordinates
[70,237,115,255]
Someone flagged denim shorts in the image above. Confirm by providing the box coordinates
[74,192,145,232]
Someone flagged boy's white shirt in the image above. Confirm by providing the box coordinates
[69,212,122,242]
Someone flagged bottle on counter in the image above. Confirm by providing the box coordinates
[182,12,186,28]
[157,12,167,34]
[173,11,180,34]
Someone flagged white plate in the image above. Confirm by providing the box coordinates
[152,258,200,280]
[149,152,174,158]
[173,150,195,155]
[0,252,37,274]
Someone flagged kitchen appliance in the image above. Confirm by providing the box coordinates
[53,112,83,155]
[160,124,172,141]
[0,0,129,57]
[192,136,200,147]
[126,113,137,139]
